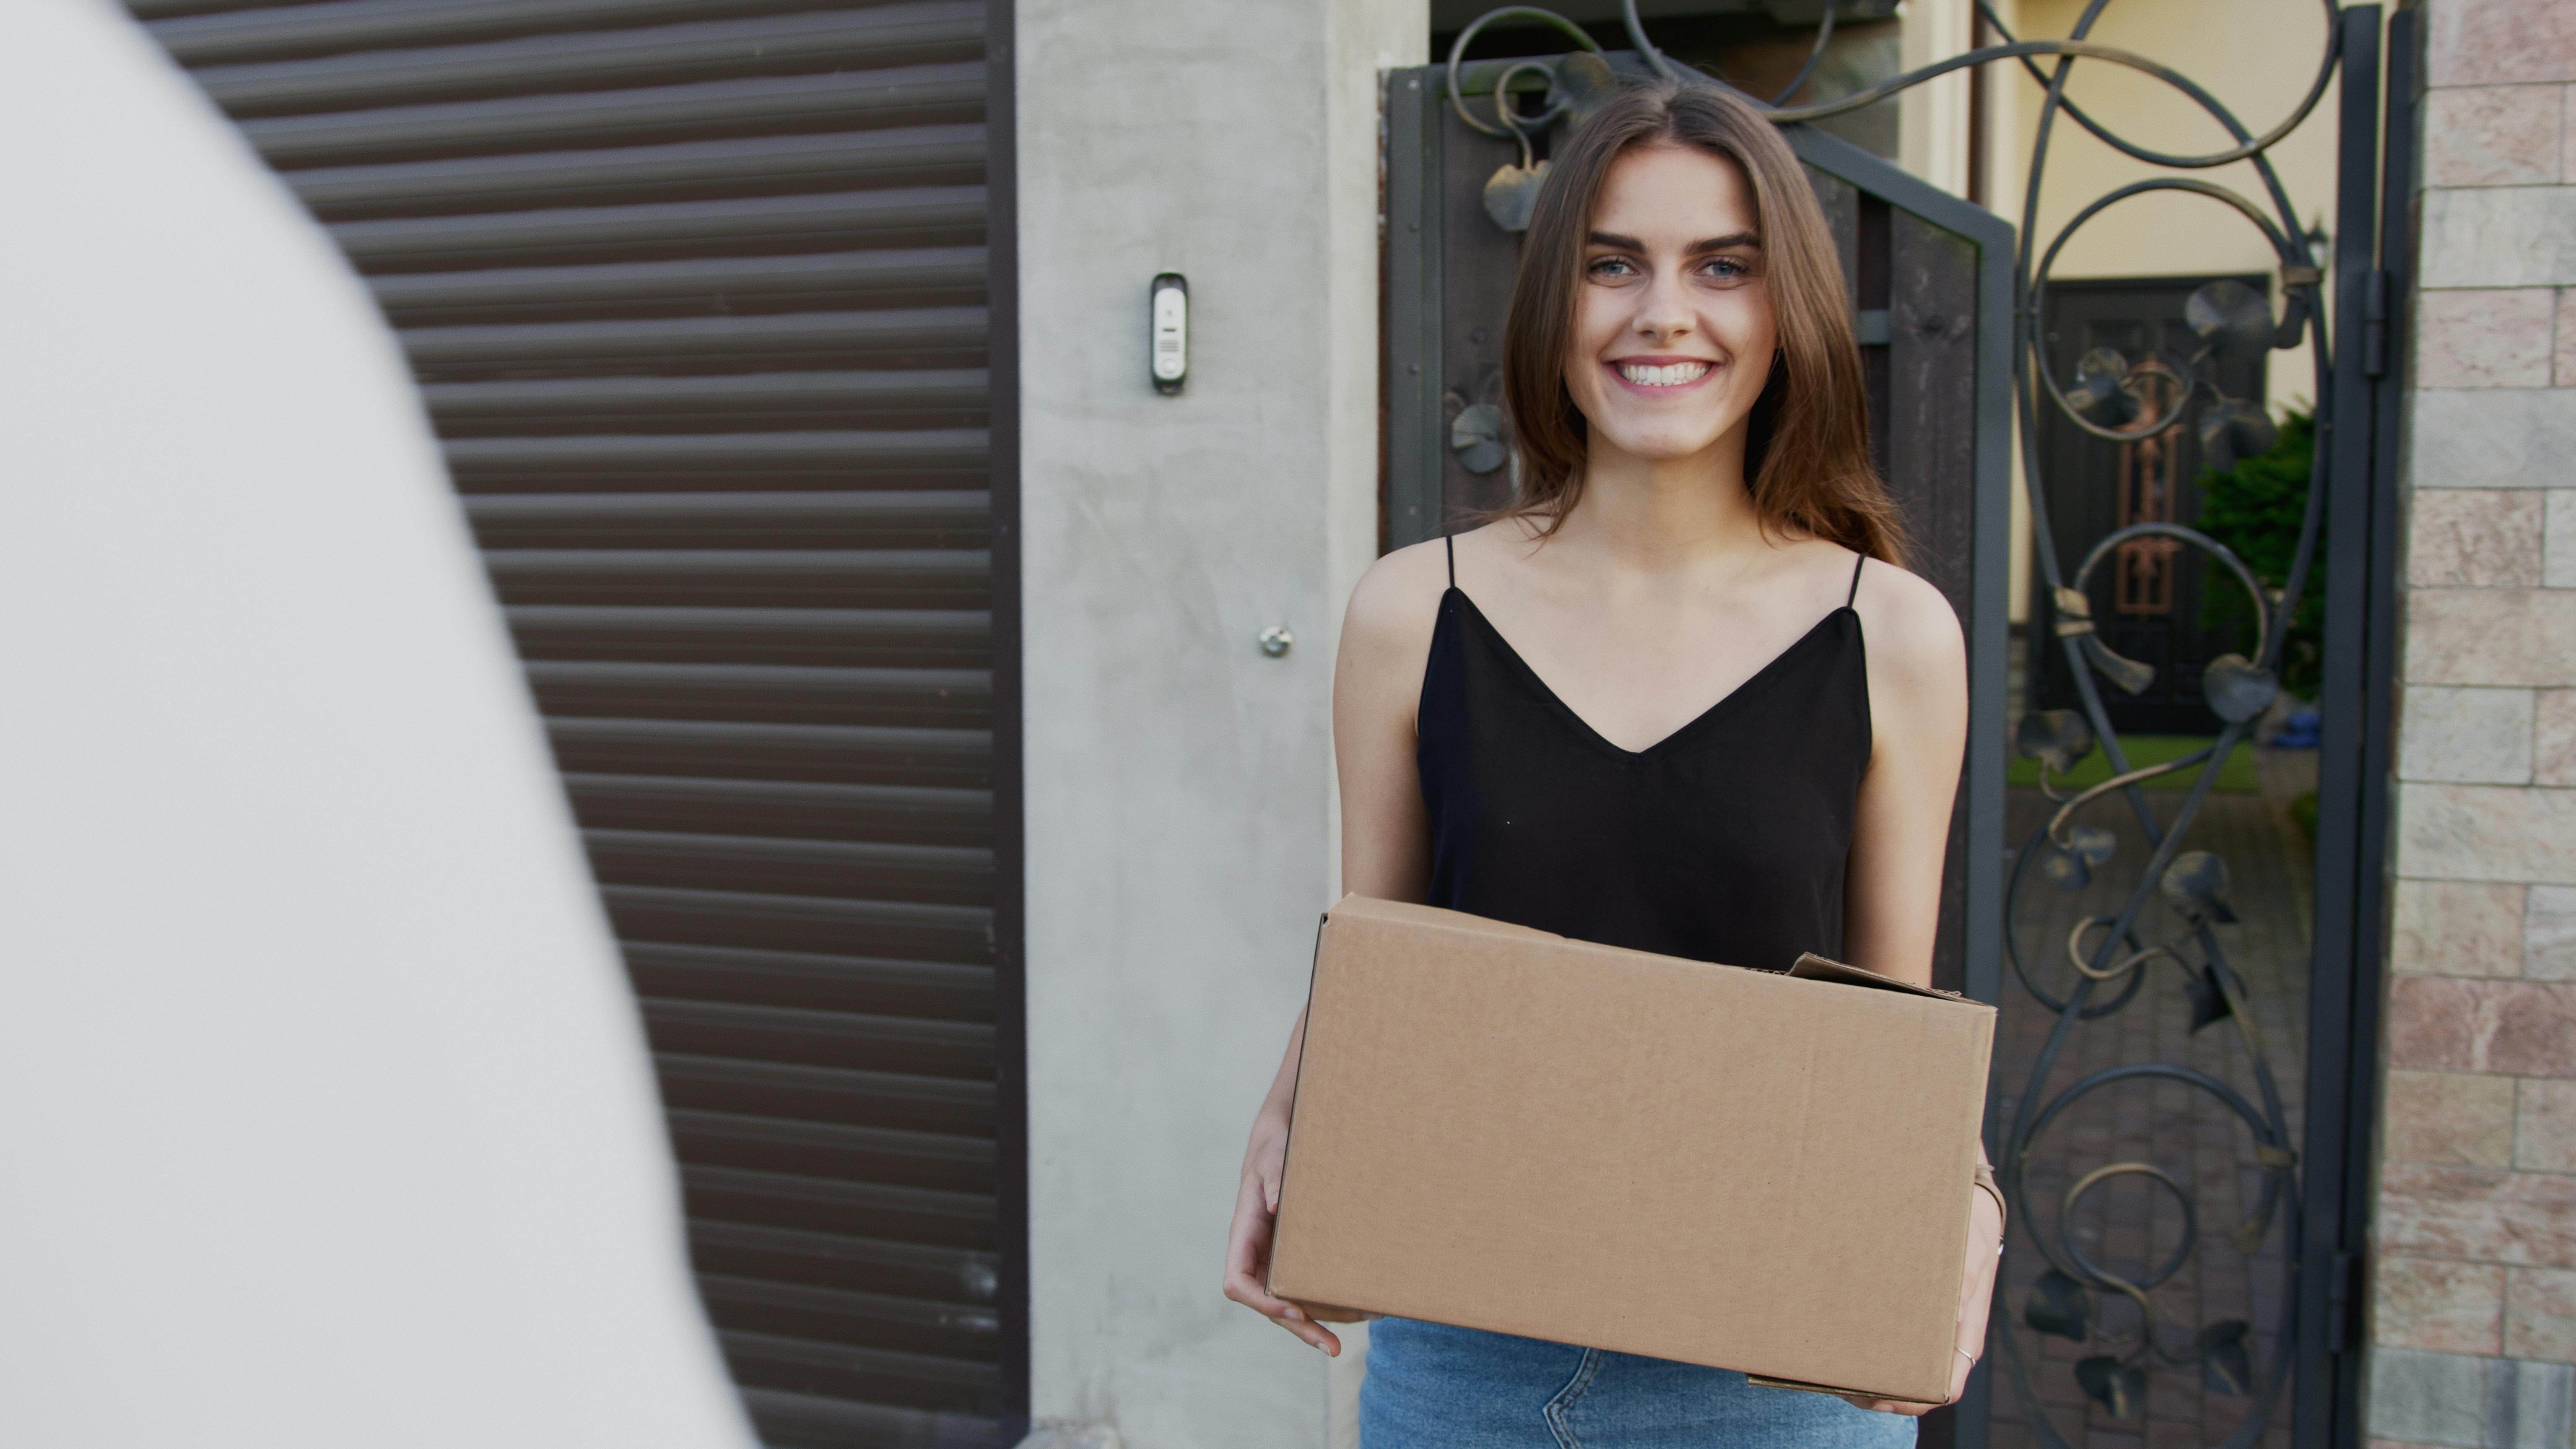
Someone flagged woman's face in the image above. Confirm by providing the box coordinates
[1564,143,1777,469]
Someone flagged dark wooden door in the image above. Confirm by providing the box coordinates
[2033,277,2271,735]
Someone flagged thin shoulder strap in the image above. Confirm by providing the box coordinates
[1445,533,1456,589]
[1846,552,1866,607]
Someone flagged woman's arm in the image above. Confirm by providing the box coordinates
[1839,560,1999,1414]
[1844,561,1969,989]
[1220,541,1446,1355]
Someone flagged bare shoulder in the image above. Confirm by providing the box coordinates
[1851,555,1966,687]
[1337,535,1452,675]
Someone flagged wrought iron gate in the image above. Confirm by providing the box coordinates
[1381,7,2413,1449]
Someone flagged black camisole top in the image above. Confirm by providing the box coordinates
[1418,538,1873,973]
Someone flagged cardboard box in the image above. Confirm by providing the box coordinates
[1267,896,1996,1405]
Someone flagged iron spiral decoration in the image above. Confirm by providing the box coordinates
[1444,2,2350,1442]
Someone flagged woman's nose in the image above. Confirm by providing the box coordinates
[1633,277,1693,338]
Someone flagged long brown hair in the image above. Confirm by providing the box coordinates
[1499,80,1906,564]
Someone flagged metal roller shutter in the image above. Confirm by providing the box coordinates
[130,2,1018,1443]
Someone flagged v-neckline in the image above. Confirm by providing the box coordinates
[1447,587,1853,761]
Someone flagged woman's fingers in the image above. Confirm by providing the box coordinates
[1824,1194,2013,1417]
[1944,1189,2005,1398]
[1222,1173,1342,1355]
[1227,1281,1343,1355]
[1841,1194,2007,1416]
[1839,1395,1934,1417]
[1220,1268,1343,1354]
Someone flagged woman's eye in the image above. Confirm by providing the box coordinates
[1586,257,1637,278]
[1699,257,1749,279]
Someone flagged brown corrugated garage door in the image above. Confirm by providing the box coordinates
[129,3,1023,1443]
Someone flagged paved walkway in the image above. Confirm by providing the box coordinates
[1984,783,2314,1449]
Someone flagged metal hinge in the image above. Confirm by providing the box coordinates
[2363,271,2392,379]
[2324,1249,2365,1353]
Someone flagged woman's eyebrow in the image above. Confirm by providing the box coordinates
[1683,232,1761,255]
[1581,230,1762,253]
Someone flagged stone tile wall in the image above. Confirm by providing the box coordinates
[2373,7,2576,1449]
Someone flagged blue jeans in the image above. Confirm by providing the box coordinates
[1359,1318,1922,1449]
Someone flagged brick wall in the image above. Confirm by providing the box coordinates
[2371,5,2576,1449]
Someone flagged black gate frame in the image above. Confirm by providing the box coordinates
[2298,9,2412,1446]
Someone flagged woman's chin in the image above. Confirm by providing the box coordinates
[1591,426,1727,465]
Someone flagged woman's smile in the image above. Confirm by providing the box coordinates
[1608,355,1719,391]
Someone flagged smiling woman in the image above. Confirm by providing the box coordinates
[1222,78,2002,1449]
[1504,83,1903,564]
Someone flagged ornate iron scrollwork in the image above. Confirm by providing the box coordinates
[1438,3,2350,1442]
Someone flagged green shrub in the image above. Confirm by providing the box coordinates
[2196,409,2323,694]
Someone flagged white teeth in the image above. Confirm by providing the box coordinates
[1617,360,1711,387]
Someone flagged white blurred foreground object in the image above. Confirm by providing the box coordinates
[0,4,755,1445]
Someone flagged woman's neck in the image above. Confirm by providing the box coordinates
[1546,428,1766,572]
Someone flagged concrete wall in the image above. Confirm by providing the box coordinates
[2367,7,2576,1449]
[1013,2,1424,1444]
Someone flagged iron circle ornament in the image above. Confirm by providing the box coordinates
[1481,59,1557,231]
[1444,7,1602,140]
[2059,1162,2201,1297]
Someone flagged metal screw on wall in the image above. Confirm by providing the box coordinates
[1258,625,1293,658]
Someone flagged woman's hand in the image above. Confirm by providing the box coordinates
[1841,1184,2005,1415]
[1221,1011,1372,1355]
[1221,1115,1370,1354]
[1220,545,1439,1356]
